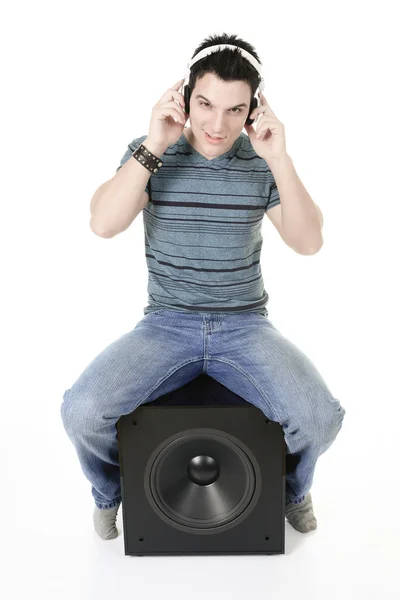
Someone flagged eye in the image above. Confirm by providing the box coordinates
[199,101,243,113]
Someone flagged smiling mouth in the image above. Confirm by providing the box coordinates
[205,131,225,139]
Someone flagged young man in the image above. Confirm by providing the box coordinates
[62,33,346,540]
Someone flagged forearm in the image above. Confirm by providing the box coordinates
[90,138,166,237]
[267,154,324,253]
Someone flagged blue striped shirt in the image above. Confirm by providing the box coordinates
[116,131,280,316]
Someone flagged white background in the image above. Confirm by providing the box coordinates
[2,1,399,598]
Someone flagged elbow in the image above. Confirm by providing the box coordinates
[90,219,115,238]
[289,236,324,255]
[299,239,324,255]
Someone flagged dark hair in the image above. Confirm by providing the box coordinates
[189,33,262,101]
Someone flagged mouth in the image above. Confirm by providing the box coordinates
[204,131,225,144]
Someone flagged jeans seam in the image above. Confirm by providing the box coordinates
[136,358,205,406]
[207,357,283,424]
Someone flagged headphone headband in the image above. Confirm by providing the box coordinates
[183,44,265,93]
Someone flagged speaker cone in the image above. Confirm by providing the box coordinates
[147,431,257,529]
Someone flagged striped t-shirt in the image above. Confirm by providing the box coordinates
[116,130,280,316]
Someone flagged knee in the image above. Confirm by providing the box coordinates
[284,395,346,452]
[316,394,346,447]
[61,388,78,434]
[60,388,97,437]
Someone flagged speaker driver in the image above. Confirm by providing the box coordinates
[146,430,257,529]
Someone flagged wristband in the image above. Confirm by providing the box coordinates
[132,143,163,173]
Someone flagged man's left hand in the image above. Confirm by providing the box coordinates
[244,92,288,163]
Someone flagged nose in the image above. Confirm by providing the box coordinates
[210,112,226,134]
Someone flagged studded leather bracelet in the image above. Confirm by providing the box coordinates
[132,143,163,174]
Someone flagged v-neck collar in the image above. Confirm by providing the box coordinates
[179,129,243,165]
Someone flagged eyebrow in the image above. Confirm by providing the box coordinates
[195,94,248,109]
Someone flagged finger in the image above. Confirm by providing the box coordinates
[256,127,270,139]
[160,105,186,124]
[244,122,255,132]
[255,115,279,130]
[258,92,277,117]
[173,79,186,107]
[250,116,268,127]
[249,108,266,123]
[249,109,260,121]
[173,78,185,89]
[160,87,186,110]
[256,113,275,122]
[250,107,272,121]
[170,95,186,112]
[165,100,186,119]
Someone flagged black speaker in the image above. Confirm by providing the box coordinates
[117,373,286,556]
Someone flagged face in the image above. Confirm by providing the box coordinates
[187,72,252,159]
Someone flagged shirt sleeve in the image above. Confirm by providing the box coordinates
[116,134,151,196]
[265,168,281,211]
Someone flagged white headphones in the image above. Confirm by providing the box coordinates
[182,44,265,93]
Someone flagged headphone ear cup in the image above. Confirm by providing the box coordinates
[183,85,191,115]
[245,97,259,126]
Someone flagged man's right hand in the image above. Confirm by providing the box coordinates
[145,78,188,155]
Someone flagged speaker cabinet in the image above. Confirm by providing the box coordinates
[117,373,286,555]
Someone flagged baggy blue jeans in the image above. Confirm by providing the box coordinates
[61,310,346,509]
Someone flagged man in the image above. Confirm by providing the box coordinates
[62,33,346,540]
